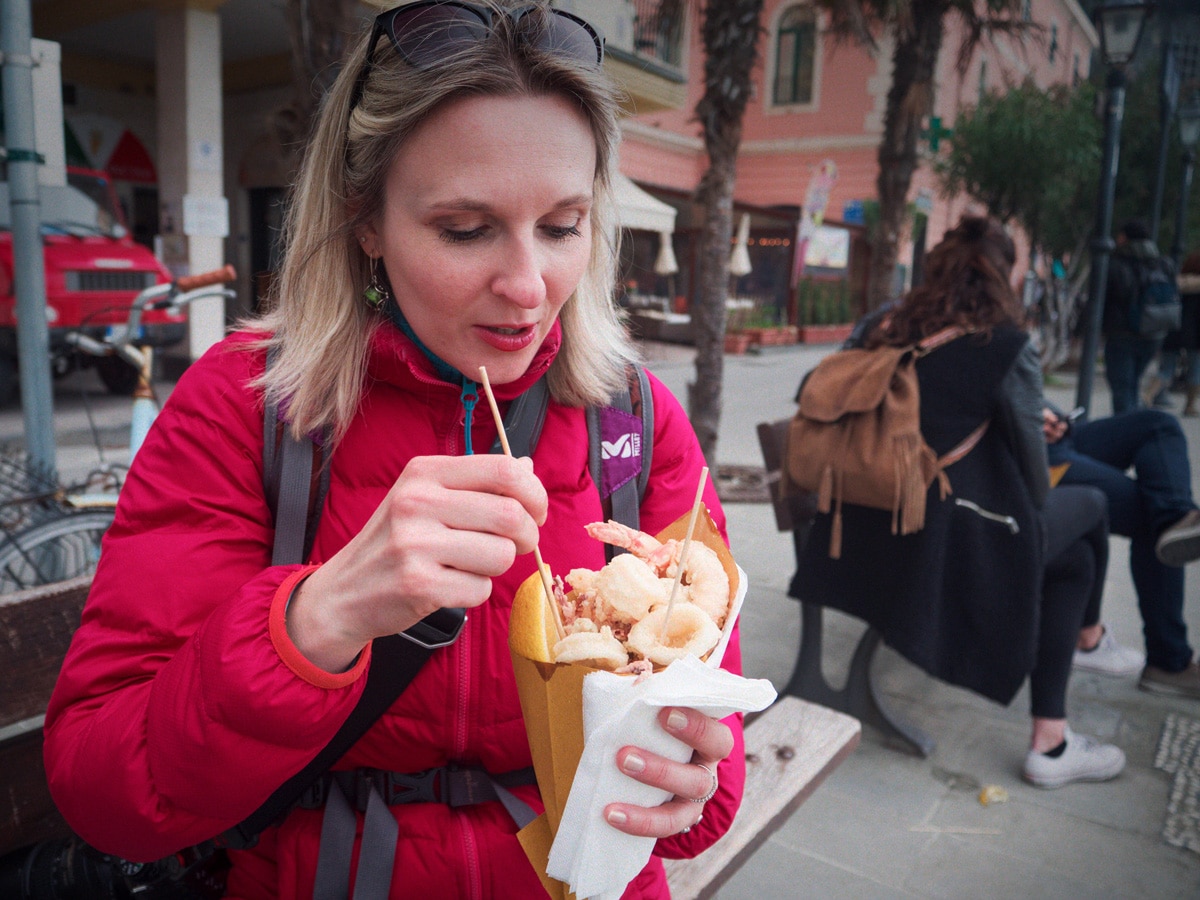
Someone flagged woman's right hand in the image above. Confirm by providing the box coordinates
[285,454,548,672]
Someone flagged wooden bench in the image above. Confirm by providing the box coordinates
[0,578,861,900]
[664,696,859,900]
[0,575,88,856]
[757,418,935,758]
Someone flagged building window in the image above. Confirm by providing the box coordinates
[1049,23,1058,64]
[978,59,988,103]
[773,4,817,106]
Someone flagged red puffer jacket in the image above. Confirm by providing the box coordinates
[44,324,746,899]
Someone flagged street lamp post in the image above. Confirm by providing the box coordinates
[1169,96,1200,269]
[1149,41,1179,244]
[1076,0,1153,419]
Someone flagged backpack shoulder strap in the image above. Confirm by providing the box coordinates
[262,346,331,566]
[587,364,654,559]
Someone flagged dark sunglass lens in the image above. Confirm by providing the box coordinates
[530,13,603,67]
[386,3,490,69]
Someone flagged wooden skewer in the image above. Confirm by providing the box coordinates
[478,366,565,643]
[659,466,709,642]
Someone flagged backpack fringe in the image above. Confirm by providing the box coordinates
[894,433,927,536]
[829,469,844,559]
[817,463,833,514]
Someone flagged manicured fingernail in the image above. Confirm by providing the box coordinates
[623,752,646,774]
[667,710,688,732]
[607,809,628,825]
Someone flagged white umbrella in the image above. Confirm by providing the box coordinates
[654,231,678,275]
[729,213,752,277]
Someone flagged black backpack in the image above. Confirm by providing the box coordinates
[1127,255,1181,339]
[67,365,656,899]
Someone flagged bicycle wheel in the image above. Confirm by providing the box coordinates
[0,509,115,593]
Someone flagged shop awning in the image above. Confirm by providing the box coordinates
[64,114,157,183]
[613,173,676,234]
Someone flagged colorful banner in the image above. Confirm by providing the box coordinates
[791,159,838,287]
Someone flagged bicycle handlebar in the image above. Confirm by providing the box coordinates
[63,265,239,362]
[174,265,237,293]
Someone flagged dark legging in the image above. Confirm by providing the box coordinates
[1029,485,1110,719]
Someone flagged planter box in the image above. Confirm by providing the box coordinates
[797,323,854,345]
[743,326,799,347]
[724,332,753,354]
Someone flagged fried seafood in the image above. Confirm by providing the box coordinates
[545,519,734,671]
[584,520,731,629]
[594,552,669,623]
[626,604,721,667]
[553,626,629,669]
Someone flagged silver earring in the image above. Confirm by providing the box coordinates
[364,257,388,308]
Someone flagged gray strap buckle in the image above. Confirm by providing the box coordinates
[445,767,497,807]
[382,768,441,805]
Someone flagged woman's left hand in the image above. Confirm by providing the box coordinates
[602,707,734,838]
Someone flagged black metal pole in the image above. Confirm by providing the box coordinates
[1171,146,1196,269]
[1150,43,1178,244]
[1076,67,1127,419]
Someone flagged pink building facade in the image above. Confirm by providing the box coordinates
[616,0,1098,324]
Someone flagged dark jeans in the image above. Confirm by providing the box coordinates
[1047,410,1196,671]
[1105,334,1161,414]
[1031,486,1109,719]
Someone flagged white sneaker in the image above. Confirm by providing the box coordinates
[1023,727,1126,789]
[1072,627,1144,676]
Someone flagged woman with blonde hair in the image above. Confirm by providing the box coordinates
[44,3,743,897]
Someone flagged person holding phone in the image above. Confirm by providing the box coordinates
[1045,405,1200,697]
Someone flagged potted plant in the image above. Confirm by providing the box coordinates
[726,302,798,351]
[795,278,855,344]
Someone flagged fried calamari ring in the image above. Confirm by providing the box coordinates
[553,625,629,670]
[595,552,668,623]
[626,603,721,667]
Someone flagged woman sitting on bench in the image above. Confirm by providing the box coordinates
[792,215,1128,789]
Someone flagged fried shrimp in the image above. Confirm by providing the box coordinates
[552,626,629,670]
[595,552,668,623]
[626,604,721,667]
[584,520,673,566]
[546,517,734,669]
[586,520,731,629]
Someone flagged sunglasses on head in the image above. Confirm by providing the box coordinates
[350,1,605,108]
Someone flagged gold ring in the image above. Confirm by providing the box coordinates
[691,763,718,803]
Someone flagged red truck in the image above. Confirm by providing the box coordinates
[0,166,182,404]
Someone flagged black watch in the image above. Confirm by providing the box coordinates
[399,607,466,649]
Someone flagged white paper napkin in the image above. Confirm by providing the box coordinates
[545,654,777,899]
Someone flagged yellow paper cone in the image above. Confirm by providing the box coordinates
[507,508,738,889]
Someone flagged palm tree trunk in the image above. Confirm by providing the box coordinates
[273,0,361,177]
[867,1,946,310]
[691,0,764,465]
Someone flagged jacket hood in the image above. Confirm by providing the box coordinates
[365,318,562,401]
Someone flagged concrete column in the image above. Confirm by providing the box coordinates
[155,3,227,360]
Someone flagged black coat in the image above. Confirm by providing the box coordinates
[790,326,1043,704]
[1161,286,1200,353]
